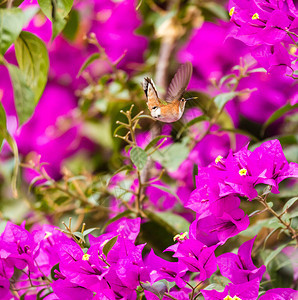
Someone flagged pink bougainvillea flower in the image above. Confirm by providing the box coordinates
[145,249,188,288]
[166,238,217,281]
[217,236,266,284]
[189,203,249,246]
[258,288,298,300]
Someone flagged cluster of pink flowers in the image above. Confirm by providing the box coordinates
[228,0,298,76]
[1,140,295,299]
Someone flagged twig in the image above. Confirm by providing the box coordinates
[256,195,298,246]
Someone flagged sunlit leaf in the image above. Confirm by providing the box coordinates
[15,31,49,105]
[37,0,73,19]
[7,64,35,125]
[0,6,38,55]
[37,0,73,39]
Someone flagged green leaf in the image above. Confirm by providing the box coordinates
[264,241,294,266]
[52,12,66,40]
[62,9,79,41]
[7,63,35,125]
[193,164,198,188]
[37,0,73,39]
[151,137,190,172]
[0,6,38,55]
[0,101,6,148]
[214,91,239,110]
[282,197,298,213]
[219,74,236,87]
[144,210,178,237]
[247,67,267,74]
[209,274,231,289]
[261,103,298,136]
[0,102,19,196]
[40,291,54,300]
[144,135,171,152]
[15,31,49,105]
[36,288,48,300]
[141,281,168,299]
[242,218,282,237]
[77,53,100,78]
[140,217,176,253]
[263,250,294,288]
[37,0,73,19]
[177,115,209,138]
[102,235,118,257]
[203,283,226,292]
[155,211,190,233]
[20,292,28,300]
[82,227,100,237]
[130,146,148,170]
[201,2,229,20]
[73,231,85,242]
[50,263,60,281]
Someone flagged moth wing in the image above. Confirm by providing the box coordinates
[165,62,193,103]
[142,77,161,110]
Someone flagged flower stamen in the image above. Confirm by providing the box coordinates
[239,168,248,176]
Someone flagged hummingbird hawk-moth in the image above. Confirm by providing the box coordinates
[142,62,194,123]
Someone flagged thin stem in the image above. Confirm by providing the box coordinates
[10,283,50,292]
[146,138,168,156]
[136,170,142,214]
[164,292,178,300]
[257,196,298,245]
